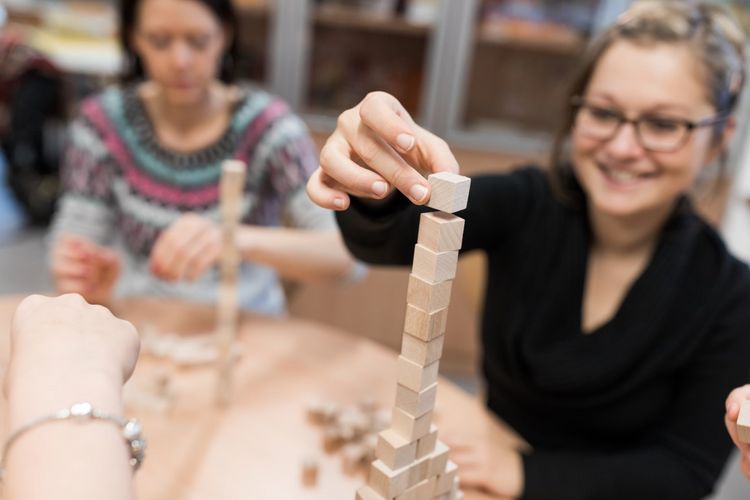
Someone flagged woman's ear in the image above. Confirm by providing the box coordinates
[707,115,737,165]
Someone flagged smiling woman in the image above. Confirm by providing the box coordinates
[47,0,359,314]
[305,1,750,499]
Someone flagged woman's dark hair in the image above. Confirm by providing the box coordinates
[549,0,746,205]
[119,0,239,83]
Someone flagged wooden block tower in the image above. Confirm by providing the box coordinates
[215,159,247,407]
[357,172,470,500]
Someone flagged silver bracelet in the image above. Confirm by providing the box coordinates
[0,402,145,480]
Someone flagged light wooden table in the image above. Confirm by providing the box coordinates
[0,296,523,500]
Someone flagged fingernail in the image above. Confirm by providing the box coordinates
[410,184,428,202]
[333,198,345,209]
[396,133,415,152]
[372,181,388,196]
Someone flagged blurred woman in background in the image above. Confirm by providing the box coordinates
[49,0,358,314]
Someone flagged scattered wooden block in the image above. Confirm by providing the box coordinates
[412,244,458,283]
[426,172,471,213]
[397,356,440,393]
[428,441,450,477]
[738,400,750,443]
[404,305,448,341]
[395,383,438,418]
[391,407,434,442]
[417,212,465,252]
[368,459,412,498]
[401,333,445,366]
[435,460,458,495]
[301,455,319,487]
[406,274,453,313]
[342,442,370,474]
[416,425,438,459]
[376,429,418,470]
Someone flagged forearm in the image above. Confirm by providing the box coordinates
[237,225,356,283]
[5,371,134,500]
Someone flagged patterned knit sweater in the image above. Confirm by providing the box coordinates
[50,84,336,315]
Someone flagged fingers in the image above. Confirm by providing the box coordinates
[150,214,219,281]
[358,91,418,154]
[306,168,351,211]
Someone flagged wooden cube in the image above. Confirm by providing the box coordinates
[356,485,388,500]
[397,356,440,393]
[417,212,465,252]
[409,454,432,486]
[406,273,453,313]
[401,333,445,366]
[376,429,418,470]
[426,172,471,213]
[428,441,450,476]
[412,244,458,283]
[369,459,412,498]
[392,406,434,442]
[416,425,438,459]
[738,400,750,443]
[395,476,435,500]
[435,460,459,495]
[396,383,438,418]
[404,305,448,341]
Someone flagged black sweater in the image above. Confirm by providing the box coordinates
[336,167,750,500]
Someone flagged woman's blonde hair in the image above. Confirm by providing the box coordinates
[549,0,746,203]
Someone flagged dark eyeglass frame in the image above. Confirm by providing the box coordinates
[570,96,728,153]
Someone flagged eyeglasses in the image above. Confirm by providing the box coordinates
[571,97,727,153]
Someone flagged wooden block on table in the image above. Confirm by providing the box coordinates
[738,400,750,443]
[428,440,450,477]
[300,456,318,487]
[435,460,458,495]
[417,212,465,252]
[406,274,453,313]
[376,429,418,471]
[409,453,431,486]
[397,356,440,393]
[412,244,458,283]
[356,485,388,500]
[404,305,448,341]
[395,383,438,418]
[392,407,433,442]
[368,459,412,498]
[395,477,436,500]
[426,172,471,213]
[416,425,438,459]
[401,333,445,366]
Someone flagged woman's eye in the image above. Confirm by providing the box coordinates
[644,117,681,133]
[146,35,170,49]
[589,106,621,122]
[188,35,211,50]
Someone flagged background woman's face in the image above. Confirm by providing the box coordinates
[571,40,727,219]
[132,0,228,105]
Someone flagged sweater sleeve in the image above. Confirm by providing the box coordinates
[49,114,117,246]
[521,282,750,500]
[335,166,544,265]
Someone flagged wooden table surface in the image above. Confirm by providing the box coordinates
[0,296,523,500]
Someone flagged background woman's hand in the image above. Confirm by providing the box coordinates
[51,234,121,304]
[725,385,750,480]
[306,91,459,211]
[149,213,221,282]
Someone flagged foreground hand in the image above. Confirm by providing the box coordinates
[306,91,459,211]
[725,385,750,480]
[442,432,524,498]
[7,294,140,394]
[150,213,221,282]
[51,234,121,304]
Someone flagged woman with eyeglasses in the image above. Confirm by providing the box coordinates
[307,1,750,498]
